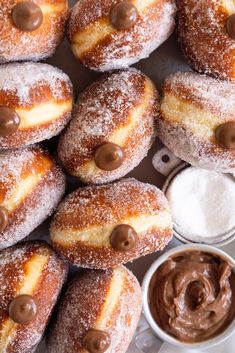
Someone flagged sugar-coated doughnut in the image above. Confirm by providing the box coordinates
[58,69,158,185]
[50,178,173,269]
[0,146,65,250]
[0,62,73,150]
[0,241,68,353]
[177,0,235,80]
[47,266,141,353]
[0,0,69,63]
[67,0,176,72]
[157,71,235,173]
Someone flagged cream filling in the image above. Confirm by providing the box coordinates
[75,79,154,178]
[71,0,157,57]
[15,101,72,129]
[0,254,49,352]
[161,93,222,140]
[1,167,49,213]
[41,2,68,14]
[95,268,124,330]
[221,0,235,14]
[51,210,171,247]
[76,268,124,353]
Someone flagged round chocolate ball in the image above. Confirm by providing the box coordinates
[12,1,43,32]
[94,142,124,171]
[110,1,138,30]
[0,107,20,136]
[9,294,38,324]
[215,122,235,150]
[110,224,138,251]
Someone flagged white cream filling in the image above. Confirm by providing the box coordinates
[16,101,72,129]
[72,0,158,56]
[51,211,171,247]
[0,254,48,352]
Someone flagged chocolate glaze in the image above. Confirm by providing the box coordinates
[149,251,235,343]
[110,1,138,30]
[12,1,43,32]
[83,329,111,353]
[227,14,235,39]
[215,122,235,150]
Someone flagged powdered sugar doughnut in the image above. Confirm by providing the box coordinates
[47,266,141,353]
[0,62,73,150]
[0,0,69,63]
[177,0,235,80]
[50,178,173,269]
[0,146,66,250]
[58,69,158,185]
[67,0,176,72]
[0,241,68,353]
[157,71,235,173]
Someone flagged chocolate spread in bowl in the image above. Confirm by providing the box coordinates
[149,251,235,343]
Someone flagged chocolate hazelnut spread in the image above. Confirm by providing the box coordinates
[149,251,235,342]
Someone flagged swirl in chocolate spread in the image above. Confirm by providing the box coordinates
[149,251,235,342]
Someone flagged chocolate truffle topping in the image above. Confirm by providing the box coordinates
[94,142,124,171]
[0,107,20,136]
[227,14,235,39]
[12,1,43,32]
[110,224,138,251]
[215,122,235,150]
[110,1,139,30]
[9,294,38,324]
[83,329,111,353]
[0,207,8,232]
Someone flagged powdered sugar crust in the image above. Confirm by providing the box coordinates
[96,2,177,72]
[52,178,169,230]
[164,71,235,118]
[0,147,66,250]
[158,119,235,173]
[69,0,176,71]
[177,0,235,79]
[0,62,72,106]
[0,242,68,353]
[47,266,142,353]
[0,2,68,63]
[158,71,235,172]
[58,69,158,184]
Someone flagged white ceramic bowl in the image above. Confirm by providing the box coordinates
[142,244,235,350]
[162,164,235,247]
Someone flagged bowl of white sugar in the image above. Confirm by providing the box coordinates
[163,163,235,246]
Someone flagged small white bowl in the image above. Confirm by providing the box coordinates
[142,244,235,350]
[162,164,235,247]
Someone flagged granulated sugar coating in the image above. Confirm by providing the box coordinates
[0,62,73,149]
[0,147,66,250]
[68,0,177,71]
[0,62,72,106]
[157,71,235,173]
[0,1,68,63]
[58,69,158,184]
[47,266,141,353]
[166,167,235,242]
[177,0,235,80]
[0,241,68,353]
